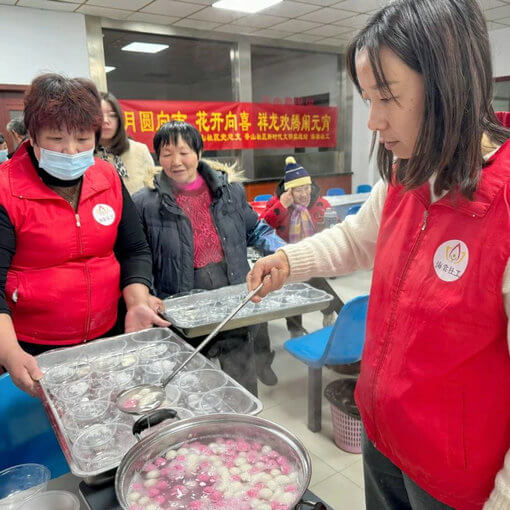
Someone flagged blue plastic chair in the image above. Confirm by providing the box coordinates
[346,204,361,216]
[326,188,346,196]
[284,295,369,432]
[0,373,69,477]
[356,184,372,193]
[254,194,272,202]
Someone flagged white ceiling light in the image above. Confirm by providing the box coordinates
[212,0,282,14]
[121,42,169,54]
[105,66,116,73]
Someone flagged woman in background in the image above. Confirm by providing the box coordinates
[96,92,155,194]
[262,156,342,335]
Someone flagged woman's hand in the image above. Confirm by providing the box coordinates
[247,251,290,302]
[3,348,43,397]
[123,284,170,333]
[280,190,294,209]
[125,302,170,333]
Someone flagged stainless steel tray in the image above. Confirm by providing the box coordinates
[162,282,333,337]
[36,328,262,483]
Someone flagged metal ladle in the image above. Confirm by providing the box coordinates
[117,281,265,415]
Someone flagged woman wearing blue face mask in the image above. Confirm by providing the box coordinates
[0,74,169,397]
[0,134,8,164]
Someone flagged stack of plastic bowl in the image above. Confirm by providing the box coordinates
[0,464,50,509]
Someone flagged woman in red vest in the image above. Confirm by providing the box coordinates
[0,74,168,397]
[247,1,510,509]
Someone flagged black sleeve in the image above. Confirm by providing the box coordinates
[114,182,153,289]
[232,182,259,237]
[0,205,15,315]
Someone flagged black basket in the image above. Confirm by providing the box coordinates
[324,379,360,420]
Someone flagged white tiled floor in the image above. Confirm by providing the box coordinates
[257,272,372,509]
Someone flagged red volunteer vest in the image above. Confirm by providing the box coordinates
[0,142,123,344]
[355,141,510,509]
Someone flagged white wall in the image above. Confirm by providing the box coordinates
[0,6,90,85]
[490,27,510,78]
[350,93,379,189]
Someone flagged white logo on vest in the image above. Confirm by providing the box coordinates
[92,204,115,226]
[433,240,469,282]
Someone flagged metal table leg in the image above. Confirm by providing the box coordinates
[308,366,322,432]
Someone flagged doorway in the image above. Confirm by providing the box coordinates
[0,86,26,154]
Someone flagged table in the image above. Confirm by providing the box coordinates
[327,270,373,304]
[324,192,371,220]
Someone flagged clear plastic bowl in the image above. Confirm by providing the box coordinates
[72,424,136,472]
[141,358,176,384]
[175,369,227,393]
[163,384,181,406]
[0,464,50,509]
[14,490,80,510]
[137,342,172,363]
[131,328,172,343]
[42,364,76,388]
[69,399,109,428]
[200,386,255,414]
[54,379,90,404]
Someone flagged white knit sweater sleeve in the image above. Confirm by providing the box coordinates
[281,179,387,282]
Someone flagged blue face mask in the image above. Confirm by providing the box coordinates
[0,149,8,163]
[38,147,95,181]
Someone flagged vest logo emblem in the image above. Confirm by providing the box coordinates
[433,240,469,282]
[92,204,115,226]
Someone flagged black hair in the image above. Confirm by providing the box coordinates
[153,121,203,159]
[0,134,5,145]
[346,0,510,199]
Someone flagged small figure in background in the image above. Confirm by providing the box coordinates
[0,134,8,163]
[261,156,330,242]
[261,157,343,336]
[96,92,155,195]
[6,117,27,158]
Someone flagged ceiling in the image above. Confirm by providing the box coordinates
[4,0,510,48]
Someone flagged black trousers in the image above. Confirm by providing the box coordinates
[286,277,344,330]
[362,429,453,510]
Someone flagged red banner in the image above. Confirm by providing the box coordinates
[118,99,337,151]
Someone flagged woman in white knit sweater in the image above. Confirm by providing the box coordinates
[248,1,510,509]
[96,92,155,194]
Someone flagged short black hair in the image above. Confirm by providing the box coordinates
[6,117,27,136]
[153,121,203,158]
[0,134,5,145]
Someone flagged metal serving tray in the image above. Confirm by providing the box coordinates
[162,282,333,338]
[37,328,262,484]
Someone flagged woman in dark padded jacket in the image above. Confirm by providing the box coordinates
[134,121,282,395]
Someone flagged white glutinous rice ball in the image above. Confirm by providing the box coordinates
[259,488,273,500]
[165,450,177,460]
[261,445,272,454]
[127,492,140,502]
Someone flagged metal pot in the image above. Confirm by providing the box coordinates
[115,410,312,509]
